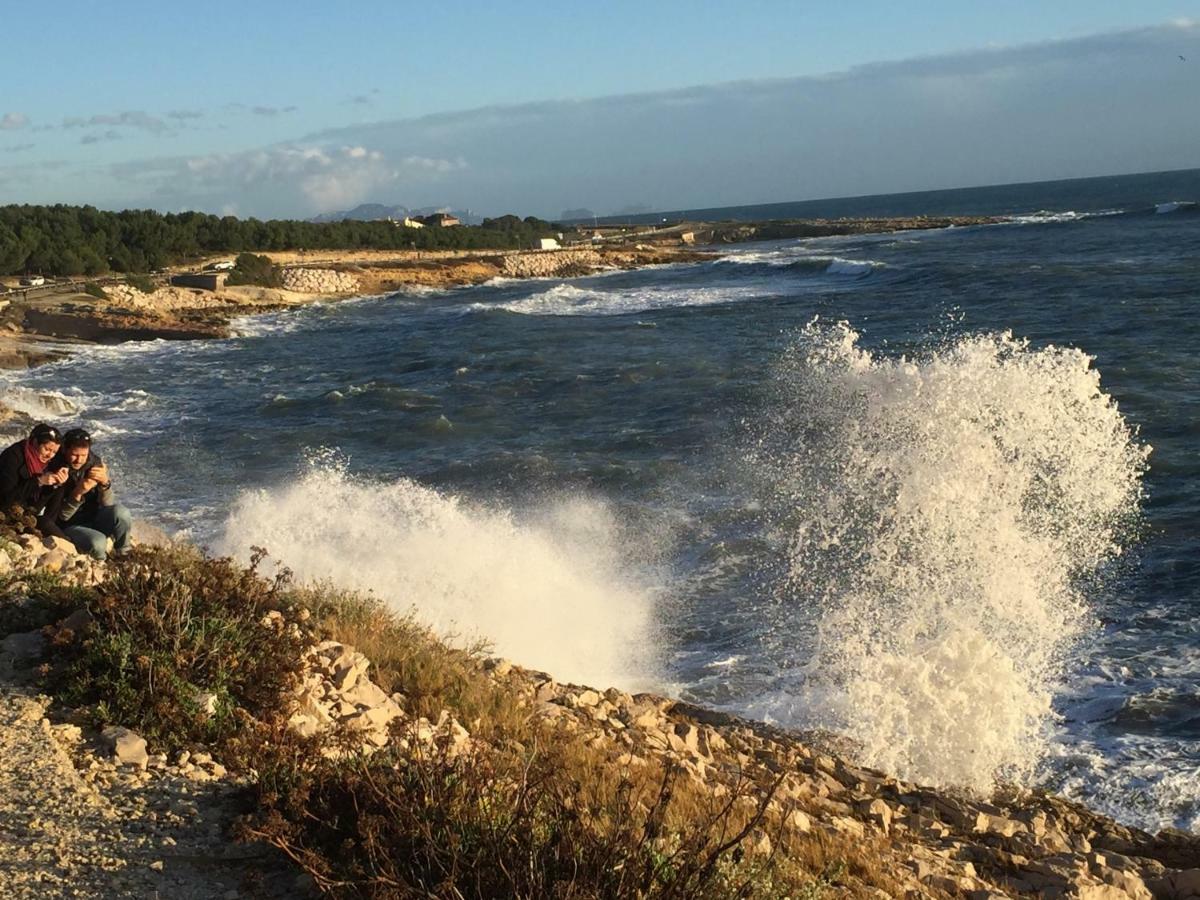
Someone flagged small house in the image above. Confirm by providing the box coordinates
[537,238,561,251]
[418,213,460,227]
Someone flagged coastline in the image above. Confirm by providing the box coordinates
[0,213,1003,380]
[1,537,1197,898]
[1,212,1198,896]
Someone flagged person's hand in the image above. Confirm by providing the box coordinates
[89,464,110,488]
[38,467,69,487]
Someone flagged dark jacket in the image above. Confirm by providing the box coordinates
[0,439,69,539]
[0,439,46,509]
[44,451,114,528]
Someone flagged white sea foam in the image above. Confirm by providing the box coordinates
[473,282,760,317]
[1006,208,1125,225]
[218,463,663,690]
[717,251,884,275]
[1154,200,1197,214]
[757,322,1148,792]
[0,385,87,421]
[823,257,880,276]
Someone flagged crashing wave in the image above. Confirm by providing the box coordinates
[754,321,1148,792]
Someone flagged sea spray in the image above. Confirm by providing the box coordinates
[759,321,1148,791]
[218,462,662,691]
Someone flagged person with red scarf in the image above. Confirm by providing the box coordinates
[0,423,68,512]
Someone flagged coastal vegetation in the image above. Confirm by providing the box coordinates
[3,515,1198,896]
[11,544,852,898]
[225,252,284,288]
[0,204,567,277]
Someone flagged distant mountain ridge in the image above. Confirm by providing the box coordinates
[309,203,482,225]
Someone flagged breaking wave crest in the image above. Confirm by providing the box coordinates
[762,322,1148,791]
[718,253,885,276]
[218,463,662,690]
[473,282,761,316]
[0,385,86,421]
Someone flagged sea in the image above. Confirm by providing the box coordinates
[3,168,1198,832]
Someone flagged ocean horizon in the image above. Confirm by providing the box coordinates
[588,166,1200,224]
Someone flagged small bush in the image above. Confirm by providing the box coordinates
[83,282,108,299]
[241,731,803,899]
[0,504,41,540]
[226,252,282,287]
[125,274,156,293]
[43,544,315,751]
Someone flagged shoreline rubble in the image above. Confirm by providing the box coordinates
[0,537,1196,897]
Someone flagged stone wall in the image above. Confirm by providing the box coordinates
[280,268,360,294]
[499,249,603,278]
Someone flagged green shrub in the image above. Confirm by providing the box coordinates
[125,273,156,293]
[83,282,108,299]
[43,544,315,751]
[226,252,282,287]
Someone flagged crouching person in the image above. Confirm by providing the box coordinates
[51,429,133,560]
[0,423,71,540]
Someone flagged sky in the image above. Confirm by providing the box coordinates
[1,2,1198,219]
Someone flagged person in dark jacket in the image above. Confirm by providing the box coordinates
[0,423,67,514]
[47,428,132,560]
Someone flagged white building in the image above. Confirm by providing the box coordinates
[537,238,561,251]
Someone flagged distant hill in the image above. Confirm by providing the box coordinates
[309,203,483,225]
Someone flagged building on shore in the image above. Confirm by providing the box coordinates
[537,238,561,251]
[417,213,460,227]
[170,272,228,291]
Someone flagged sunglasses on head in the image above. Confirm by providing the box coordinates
[32,425,62,445]
[63,428,92,447]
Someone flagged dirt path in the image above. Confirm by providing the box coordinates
[0,681,298,899]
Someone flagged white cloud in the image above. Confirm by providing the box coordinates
[1,113,29,130]
[110,144,466,215]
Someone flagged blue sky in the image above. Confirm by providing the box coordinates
[2,2,1198,218]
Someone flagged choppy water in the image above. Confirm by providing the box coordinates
[4,171,1198,831]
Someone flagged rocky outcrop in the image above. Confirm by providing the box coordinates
[1,533,105,586]
[481,659,1200,900]
[101,283,234,313]
[286,639,472,760]
[499,249,603,278]
[279,268,359,294]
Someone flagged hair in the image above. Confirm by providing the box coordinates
[30,423,62,446]
[62,428,92,451]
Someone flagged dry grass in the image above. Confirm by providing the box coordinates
[13,550,908,898]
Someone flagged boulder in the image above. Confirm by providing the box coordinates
[101,726,149,769]
[0,630,46,666]
[36,549,71,573]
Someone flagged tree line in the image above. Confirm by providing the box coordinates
[0,205,569,277]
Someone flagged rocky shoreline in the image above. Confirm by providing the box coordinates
[0,535,1197,898]
[0,214,1005,378]
[0,244,709,366]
